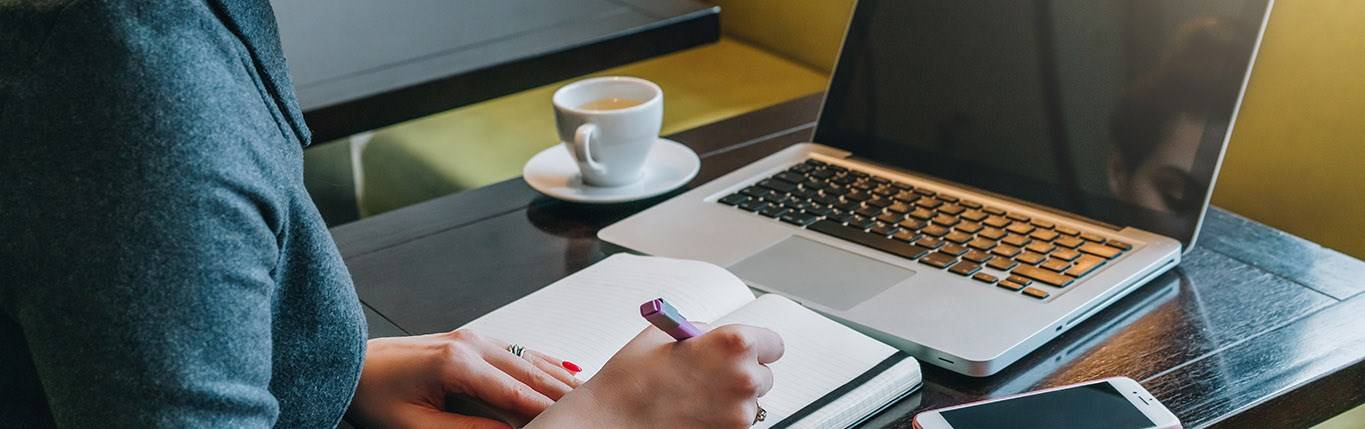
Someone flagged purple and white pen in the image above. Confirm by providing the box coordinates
[640,298,703,340]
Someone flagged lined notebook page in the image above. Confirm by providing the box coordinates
[714,294,901,428]
[461,254,756,379]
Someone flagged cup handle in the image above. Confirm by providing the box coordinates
[570,123,608,178]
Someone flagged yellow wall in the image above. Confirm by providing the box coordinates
[709,0,856,73]
[1213,0,1365,259]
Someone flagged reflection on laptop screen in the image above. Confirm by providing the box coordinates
[815,0,1271,247]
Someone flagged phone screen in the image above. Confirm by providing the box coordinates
[940,382,1155,429]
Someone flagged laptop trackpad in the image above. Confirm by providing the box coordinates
[729,236,914,311]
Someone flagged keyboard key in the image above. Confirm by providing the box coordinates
[758,205,787,218]
[893,191,918,203]
[827,211,854,224]
[1022,287,1050,299]
[792,188,819,200]
[1051,248,1081,261]
[987,257,1018,271]
[937,193,960,203]
[1016,251,1046,265]
[871,176,891,184]
[972,272,998,284]
[915,188,938,197]
[1055,225,1081,236]
[866,197,893,208]
[1040,258,1072,273]
[870,223,899,237]
[802,179,829,191]
[1007,275,1033,286]
[967,238,997,251]
[872,186,896,198]
[922,224,950,237]
[961,209,988,222]
[931,214,961,227]
[941,243,969,256]
[945,231,973,244]
[893,230,920,242]
[938,204,965,215]
[826,185,851,196]
[845,190,872,202]
[835,200,860,212]
[810,169,836,179]
[1012,265,1075,288]
[915,237,944,249]
[739,199,766,212]
[949,261,982,276]
[758,179,796,194]
[1078,242,1123,259]
[960,199,983,209]
[1006,222,1035,236]
[963,250,993,264]
[876,212,904,224]
[1080,232,1106,243]
[852,181,874,192]
[1006,213,1031,223]
[1024,241,1056,255]
[1106,240,1134,250]
[908,208,935,220]
[1065,255,1106,277]
[920,252,958,269]
[775,172,806,184]
[807,205,835,217]
[1030,229,1060,242]
[915,197,943,209]
[789,163,814,174]
[780,211,819,226]
[1030,219,1056,229]
[814,194,840,206]
[805,159,827,167]
[848,216,876,230]
[997,280,1026,291]
[1002,234,1032,247]
[808,220,932,260]
[991,244,1022,258]
[899,218,928,230]
[983,206,1006,216]
[893,182,914,191]
[887,202,913,214]
[979,227,1007,240]
[719,193,749,206]
[984,216,1011,228]
[740,186,769,198]
[855,205,882,218]
[955,221,983,234]
[1055,236,1085,249]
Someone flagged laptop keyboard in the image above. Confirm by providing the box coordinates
[718,159,1133,301]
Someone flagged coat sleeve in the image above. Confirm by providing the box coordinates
[2,2,298,427]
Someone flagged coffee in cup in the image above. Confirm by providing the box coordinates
[553,77,663,187]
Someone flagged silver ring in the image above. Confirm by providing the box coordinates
[753,405,766,425]
[506,344,526,357]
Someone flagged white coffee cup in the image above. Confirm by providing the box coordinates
[553,76,663,187]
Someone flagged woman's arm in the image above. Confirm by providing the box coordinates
[1,2,305,426]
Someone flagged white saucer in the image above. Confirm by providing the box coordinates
[523,138,700,204]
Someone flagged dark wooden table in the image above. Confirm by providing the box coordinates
[331,94,1365,428]
[273,0,719,142]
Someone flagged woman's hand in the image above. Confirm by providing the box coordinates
[530,323,783,429]
[347,329,581,429]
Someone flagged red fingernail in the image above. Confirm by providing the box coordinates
[562,360,582,373]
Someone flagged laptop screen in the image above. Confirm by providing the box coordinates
[815,0,1271,247]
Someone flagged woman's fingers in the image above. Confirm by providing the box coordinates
[480,342,575,400]
[524,350,582,387]
[457,359,556,418]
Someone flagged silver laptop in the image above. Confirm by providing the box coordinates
[600,0,1273,376]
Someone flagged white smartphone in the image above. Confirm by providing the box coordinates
[912,377,1180,429]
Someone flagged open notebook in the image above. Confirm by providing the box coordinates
[463,254,922,428]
